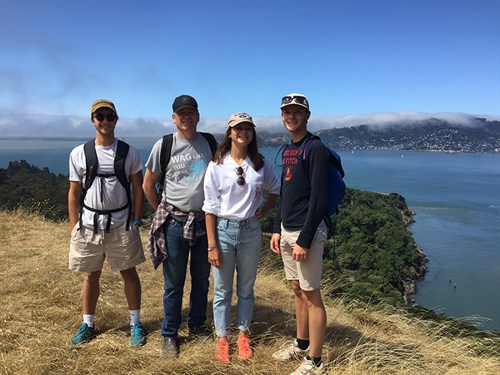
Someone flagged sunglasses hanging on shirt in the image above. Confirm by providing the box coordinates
[236,167,245,186]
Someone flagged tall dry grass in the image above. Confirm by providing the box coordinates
[0,210,498,375]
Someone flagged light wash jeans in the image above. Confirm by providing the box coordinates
[212,216,262,337]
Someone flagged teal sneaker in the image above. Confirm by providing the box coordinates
[130,322,147,346]
[69,323,95,345]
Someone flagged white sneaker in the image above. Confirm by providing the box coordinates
[289,358,324,375]
[272,339,309,361]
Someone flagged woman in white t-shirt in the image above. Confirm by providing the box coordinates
[203,112,280,363]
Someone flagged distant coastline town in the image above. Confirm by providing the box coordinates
[260,117,500,153]
[2,117,499,153]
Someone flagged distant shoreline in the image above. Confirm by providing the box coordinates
[2,136,498,154]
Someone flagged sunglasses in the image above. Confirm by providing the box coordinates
[236,167,245,186]
[93,114,117,122]
[281,95,308,106]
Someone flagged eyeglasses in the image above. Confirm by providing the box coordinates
[281,96,308,107]
[236,167,245,186]
[93,114,117,122]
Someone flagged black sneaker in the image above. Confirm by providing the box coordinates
[189,325,213,343]
[162,337,179,358]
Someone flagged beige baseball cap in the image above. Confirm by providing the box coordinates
[227,112,256,128]
[91,99,117,114]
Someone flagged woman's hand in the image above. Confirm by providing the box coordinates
[255,209,266,221]
[208,246,222,268]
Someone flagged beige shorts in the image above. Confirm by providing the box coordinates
[280,221,327,291]
[69,223,145,273]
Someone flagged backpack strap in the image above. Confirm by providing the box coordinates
[80,140,98,231]
[83,139,98,191]
[200,132,218,156]
[158,134,174,195]
[299,135,345,177]
[114,140,132,231]
[114,140,130,190]
[158,132,217,195]
[274,143,288,167]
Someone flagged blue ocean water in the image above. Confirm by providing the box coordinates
[338,150,500,332]
[1,138,499,331]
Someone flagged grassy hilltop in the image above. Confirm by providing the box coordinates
[1,210,499,375]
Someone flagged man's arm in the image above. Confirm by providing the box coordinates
[143,168,160,211]
[270,195,282,255]
[130,170,144,221]
[68,181,82,228]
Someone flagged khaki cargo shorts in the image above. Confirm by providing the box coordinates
[69,223,145,273]
[280,221,327,291]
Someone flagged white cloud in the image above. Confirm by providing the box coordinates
[1,112,498,138]
[310,112,500,131]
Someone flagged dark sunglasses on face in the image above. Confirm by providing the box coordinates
[281,95,308,106]
[236,167,245,186]
[93,113,117,122]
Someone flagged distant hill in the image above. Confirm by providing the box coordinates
[259,118,500,152]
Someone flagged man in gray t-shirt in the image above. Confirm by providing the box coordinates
[143,95,216,358]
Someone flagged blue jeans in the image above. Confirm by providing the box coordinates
[161,217,210,337]
[212,217,262,337]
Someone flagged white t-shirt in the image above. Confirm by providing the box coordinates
[203,153,280,220]
[69,139,142,229]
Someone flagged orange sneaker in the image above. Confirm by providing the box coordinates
[237,333,253,360]
[215,337,230,363]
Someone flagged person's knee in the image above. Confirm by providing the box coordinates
[85,270,102,284]
[120,267,140,282]
[301,288,324,308]
[291,280,302,296]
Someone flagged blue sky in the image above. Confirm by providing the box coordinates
[0,0,499,137]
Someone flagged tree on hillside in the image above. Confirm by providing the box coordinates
[0,160,68,221]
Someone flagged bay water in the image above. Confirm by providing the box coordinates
[1,137,499,331]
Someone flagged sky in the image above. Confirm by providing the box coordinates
[0,0,499,137]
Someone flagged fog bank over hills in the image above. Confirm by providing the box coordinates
[1,111,498,138]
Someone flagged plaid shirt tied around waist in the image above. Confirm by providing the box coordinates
[146,202,206,269]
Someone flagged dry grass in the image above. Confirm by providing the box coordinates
[1,210,498,375]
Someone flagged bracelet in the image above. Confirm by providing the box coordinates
[207,246,218,251]
[133,219,142,226]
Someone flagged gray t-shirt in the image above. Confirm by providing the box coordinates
[145,132,213,212]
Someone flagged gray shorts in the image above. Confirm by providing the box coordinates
[280,221,327,291]
[69,223,145,273]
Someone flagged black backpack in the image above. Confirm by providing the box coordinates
[158,132,217,194]
[80,139,131,233]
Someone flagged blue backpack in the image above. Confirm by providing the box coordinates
[278,135,346,224]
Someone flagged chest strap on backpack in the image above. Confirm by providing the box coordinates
[82,203,130,234]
